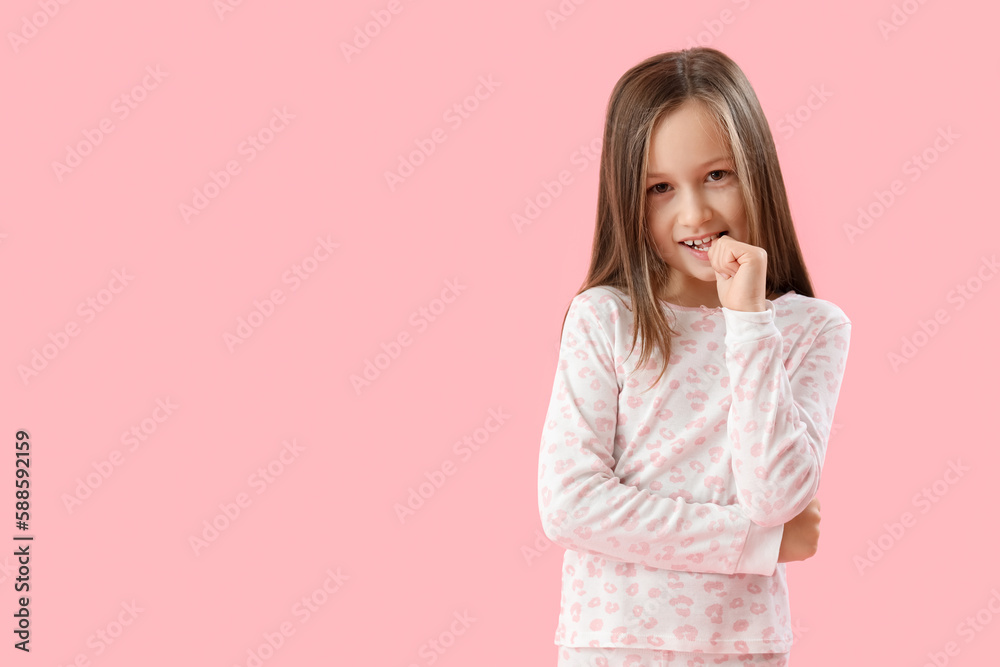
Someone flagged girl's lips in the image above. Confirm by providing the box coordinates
[678,232,725,258]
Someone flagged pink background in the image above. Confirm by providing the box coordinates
[2,0,998,664]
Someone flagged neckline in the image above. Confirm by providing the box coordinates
[659,290,796,312]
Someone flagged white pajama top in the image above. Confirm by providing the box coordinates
[537,285,852,654]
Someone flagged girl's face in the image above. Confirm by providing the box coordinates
[645,98,749,305]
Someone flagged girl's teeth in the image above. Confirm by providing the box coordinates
[685,232,721,249]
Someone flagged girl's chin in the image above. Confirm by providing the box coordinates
[669,264,717,280]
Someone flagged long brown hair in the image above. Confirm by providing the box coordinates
[559,47,815,390]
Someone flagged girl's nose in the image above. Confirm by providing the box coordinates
[677,188,712,228]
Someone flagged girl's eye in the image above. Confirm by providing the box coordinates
[648,170,733,195]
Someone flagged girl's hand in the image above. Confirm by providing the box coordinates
[708,234,768,312]
[777,497,822,563]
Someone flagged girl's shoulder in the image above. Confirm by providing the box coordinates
[571,284,635,318]
[577,283,631,304]
[562,286,635,340]
[776,291,852,331]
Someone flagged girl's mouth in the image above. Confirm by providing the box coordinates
[679,231,727,258]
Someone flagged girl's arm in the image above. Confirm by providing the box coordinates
[537,293,784,577]
[722,301,852,528]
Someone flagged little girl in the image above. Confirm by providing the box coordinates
[537,47,852,667]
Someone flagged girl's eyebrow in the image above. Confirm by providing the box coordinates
[646,156,729,179]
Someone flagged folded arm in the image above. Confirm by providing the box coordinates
[723,302,852,528]
[537,293,784,576]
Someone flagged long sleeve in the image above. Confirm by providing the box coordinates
[537,294,783,576]
[723,300,852,528]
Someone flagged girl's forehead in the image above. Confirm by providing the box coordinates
[647,112,730,174]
